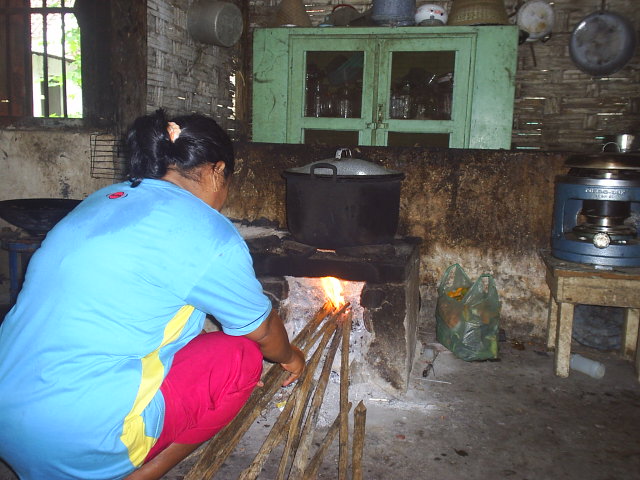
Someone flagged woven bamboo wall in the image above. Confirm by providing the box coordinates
[248,0,640,152]
[147,0,242,136]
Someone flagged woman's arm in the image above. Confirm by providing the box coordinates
[243,309,305,386]
[123,443,202,480]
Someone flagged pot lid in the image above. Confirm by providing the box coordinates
[516,0,554,42]
[565,153,640,171]
[569,10,637,77]
[284,148,404,177]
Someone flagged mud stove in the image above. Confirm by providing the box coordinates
[239,225,421,393]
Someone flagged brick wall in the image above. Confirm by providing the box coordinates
[146,0,242,136]
[248,0,640,152]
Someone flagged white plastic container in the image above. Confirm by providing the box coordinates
[570,353,605,379]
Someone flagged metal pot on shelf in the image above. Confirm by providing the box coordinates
[282,148,405,249]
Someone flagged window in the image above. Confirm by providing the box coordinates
[0,0,81,118]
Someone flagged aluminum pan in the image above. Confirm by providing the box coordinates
[569,11,637,77]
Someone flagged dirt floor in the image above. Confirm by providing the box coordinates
[1,317,639,480]
[156,326,640,480]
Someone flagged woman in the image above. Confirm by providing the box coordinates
[0,110,305,479]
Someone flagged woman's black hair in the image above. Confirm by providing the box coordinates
[125,109,234,187]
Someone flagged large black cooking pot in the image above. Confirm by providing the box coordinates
[282,149,404,248]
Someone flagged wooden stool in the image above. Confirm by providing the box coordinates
[540,249,640,381]
[1,238,42,305]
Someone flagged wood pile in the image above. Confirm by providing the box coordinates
[184,300,367,480]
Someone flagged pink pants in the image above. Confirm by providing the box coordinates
[145,331,263,461]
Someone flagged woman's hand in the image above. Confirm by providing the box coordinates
[280,345,305,387]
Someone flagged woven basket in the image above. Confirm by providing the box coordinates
[274,0,312,26]
[447,0,509,25]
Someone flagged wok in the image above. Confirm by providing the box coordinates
[0,198,81,236]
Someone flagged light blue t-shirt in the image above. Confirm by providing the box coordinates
[0,179,271,479]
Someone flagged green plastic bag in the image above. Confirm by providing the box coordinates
[435,264,501,361]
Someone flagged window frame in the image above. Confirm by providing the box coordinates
[0,1,80,120]
[1,0,147,130]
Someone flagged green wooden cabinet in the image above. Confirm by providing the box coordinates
[252,26,518,149]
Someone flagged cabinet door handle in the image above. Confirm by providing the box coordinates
[376,104,388,129]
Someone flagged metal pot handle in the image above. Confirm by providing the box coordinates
[602,142,620,152]
[310,162,338,181]
[335,148,352,159]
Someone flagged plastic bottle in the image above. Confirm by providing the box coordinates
[570,353,605,379]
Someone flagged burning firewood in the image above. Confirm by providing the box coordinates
[185,279,363,480]
[184,301,333,480]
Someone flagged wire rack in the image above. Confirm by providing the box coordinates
[90,133,127,181]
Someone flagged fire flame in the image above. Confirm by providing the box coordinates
[321,276,345,310]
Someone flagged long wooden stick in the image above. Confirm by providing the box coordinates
[307,302,350,348]
[294,301,334,352]
[338,308,353,480]
[301,403,352,480]
[288,321,344,479]
[184,302,332,480]
[352,401,367,480]
[237,387,300,480]
[275,322,337,480]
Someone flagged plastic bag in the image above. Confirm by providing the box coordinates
[435,264,501,361]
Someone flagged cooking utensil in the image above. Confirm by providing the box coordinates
[187,0,244,47]
[516,0,554,42]
[0,198,81,236]
[569,10,637,77]
[415,4,448,26]
[282,149,404,248]
[602,134,639,153]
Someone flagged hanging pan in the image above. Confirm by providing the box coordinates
[569,7,637,77]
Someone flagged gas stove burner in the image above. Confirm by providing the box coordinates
[551,153,640,266]
[571,223,638,242]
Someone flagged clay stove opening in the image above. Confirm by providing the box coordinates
[236,222,421,393]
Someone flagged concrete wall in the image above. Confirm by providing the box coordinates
[0,131,109,201]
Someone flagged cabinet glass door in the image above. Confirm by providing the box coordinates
[304,51,363,119]
[375,37,473,148]
[289,38,376,145]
